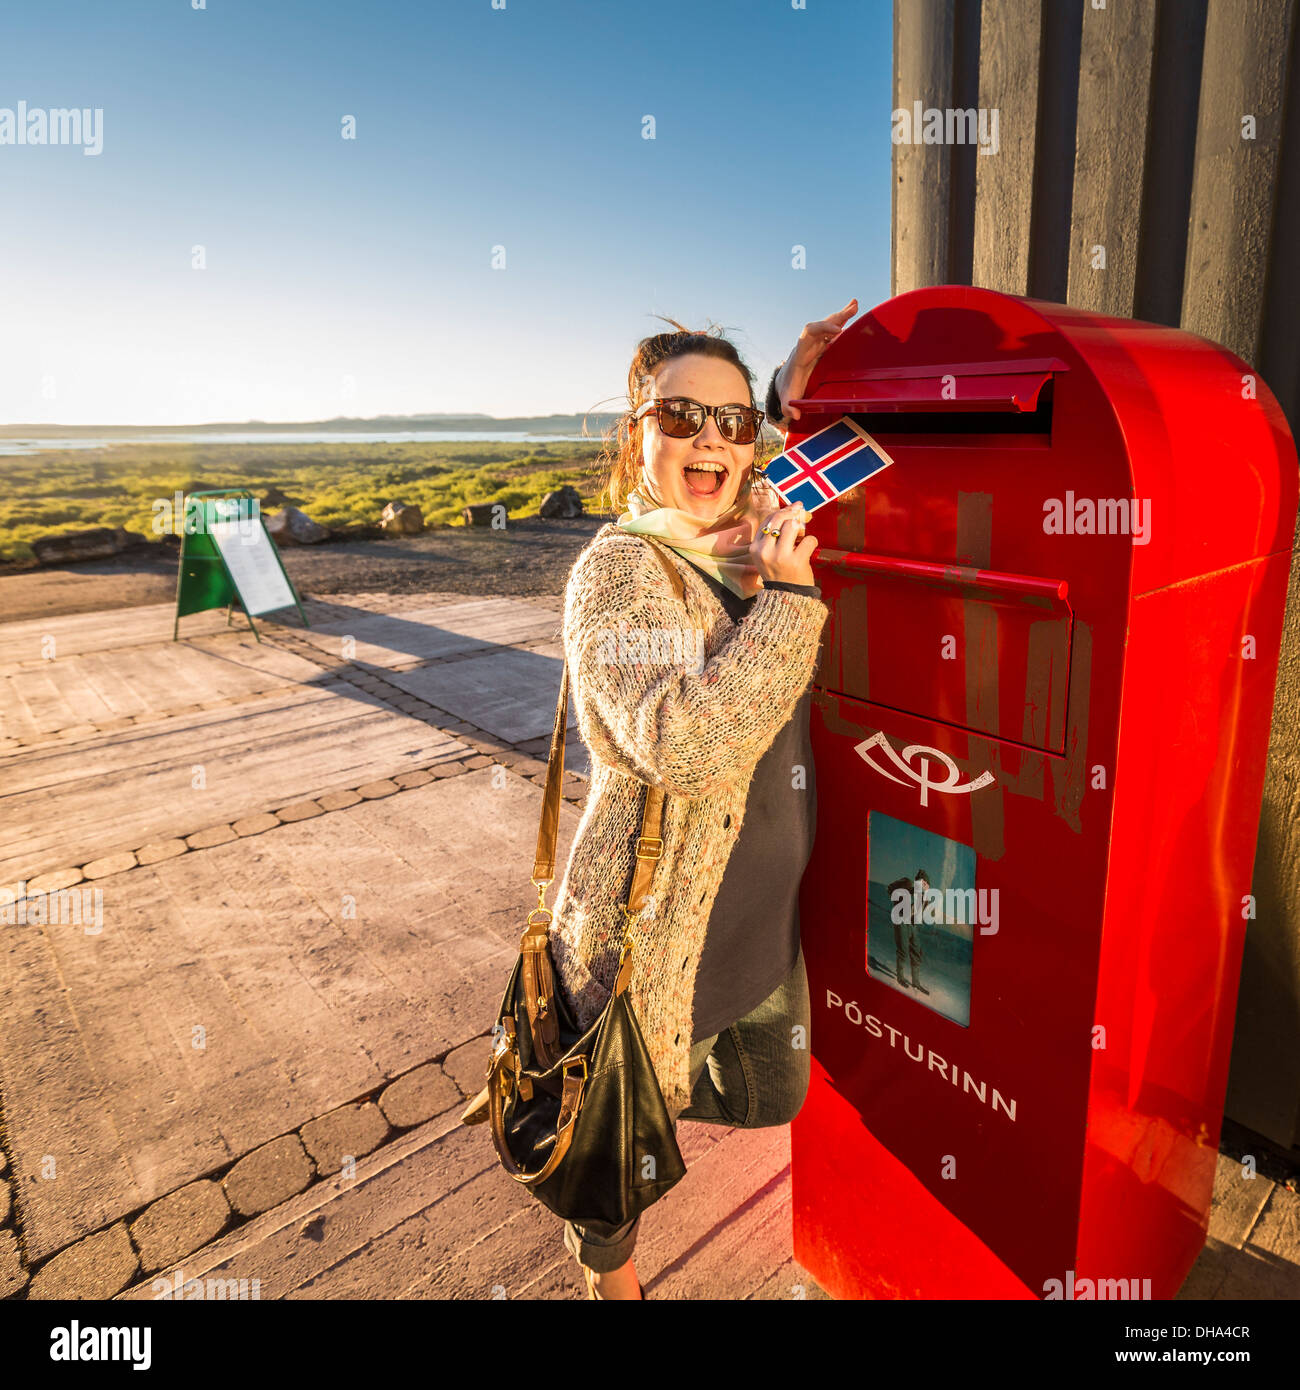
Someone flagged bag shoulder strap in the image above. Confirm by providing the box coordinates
[519,536,685,1059]
[530,534,684,886]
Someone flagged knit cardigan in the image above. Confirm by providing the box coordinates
[548,521,829,1122]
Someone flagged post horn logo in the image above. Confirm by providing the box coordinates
[854,731,995,807]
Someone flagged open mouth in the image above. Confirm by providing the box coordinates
[683,461,727,498]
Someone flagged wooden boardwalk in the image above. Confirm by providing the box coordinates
[2,686,466,881]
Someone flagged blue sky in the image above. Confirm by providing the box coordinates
[0,0,893,425]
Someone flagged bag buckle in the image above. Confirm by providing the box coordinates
[618,904,640,959]
[635,836,662,860]
[528,877,553,923]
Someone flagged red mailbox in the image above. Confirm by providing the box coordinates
[787,285,1298,1300]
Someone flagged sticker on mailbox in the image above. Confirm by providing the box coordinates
[761,416,894,512]
[867,812,976,1028]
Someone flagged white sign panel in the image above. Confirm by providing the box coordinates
[207,503,296,617]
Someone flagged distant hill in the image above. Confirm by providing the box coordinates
[0,411,626,439]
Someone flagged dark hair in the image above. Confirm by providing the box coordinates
[915,869,931,884]
[586,316,763,515]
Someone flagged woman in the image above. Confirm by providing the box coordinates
[551,299,859,1300]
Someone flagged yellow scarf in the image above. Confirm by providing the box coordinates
[615,468,791,599]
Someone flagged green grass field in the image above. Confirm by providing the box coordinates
[0,432,787,563]
[0,439,614,563]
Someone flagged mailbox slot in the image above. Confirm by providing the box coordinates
[814,549,1073,756]
[844,399,1052,439]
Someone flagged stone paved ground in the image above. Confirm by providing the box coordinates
[1,593,1297,1300]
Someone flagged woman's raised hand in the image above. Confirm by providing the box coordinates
[773,298,859,422]
[752,504,818,587]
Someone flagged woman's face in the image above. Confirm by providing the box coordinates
[639,353,755,523]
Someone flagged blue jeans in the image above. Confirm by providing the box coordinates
[562,944,811,1273]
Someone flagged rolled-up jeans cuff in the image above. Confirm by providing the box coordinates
[563,1215,640,1272]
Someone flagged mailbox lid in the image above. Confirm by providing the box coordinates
[792,356,1068,416]
[816,551,1073,756]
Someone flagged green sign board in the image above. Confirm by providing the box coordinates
[173,490,309,641]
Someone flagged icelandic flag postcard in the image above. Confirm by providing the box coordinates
[762,416,894,512]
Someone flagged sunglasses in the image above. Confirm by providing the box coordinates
[633,396,765,445]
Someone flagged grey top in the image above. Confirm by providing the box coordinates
[688,566,821,1042]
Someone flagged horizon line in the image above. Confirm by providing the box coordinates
[0,409,631,435]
